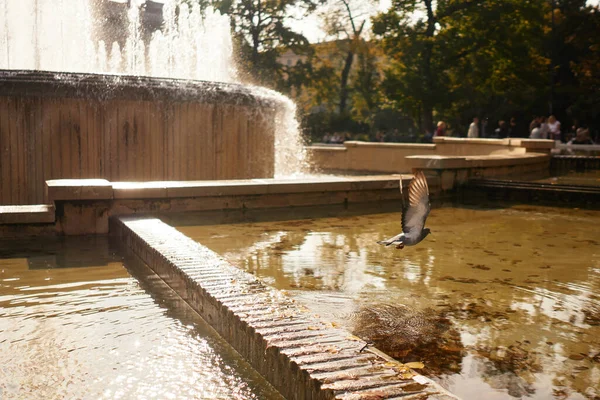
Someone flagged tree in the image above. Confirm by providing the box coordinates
[320,0,375,114]
[214,0,319,86]
[351,39,383,126]
[548,1,600,134]
[373,0,549,135]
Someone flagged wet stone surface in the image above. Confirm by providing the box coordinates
[113,216,458,400]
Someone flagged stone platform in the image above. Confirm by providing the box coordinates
[112,215,459,400]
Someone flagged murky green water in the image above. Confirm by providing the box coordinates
[174,204,600,400]
[0,237,282,400]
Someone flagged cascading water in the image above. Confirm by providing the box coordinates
[0,0,307,177]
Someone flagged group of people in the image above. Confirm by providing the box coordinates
[321,132,348,144]
[436,117,524,139]
[529,116,595,144]
[321,115,595,145]
[528,115,562,141]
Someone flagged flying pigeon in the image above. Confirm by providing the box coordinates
[377,171,431,249]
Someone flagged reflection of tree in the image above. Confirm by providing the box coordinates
[471,345,539,398]
[352,304,464,376]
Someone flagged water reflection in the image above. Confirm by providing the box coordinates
[0,237,282,400]
[177,203,600,400]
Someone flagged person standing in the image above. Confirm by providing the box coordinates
[434,121,446,137]
[547,115,562,141]
[539,116,549,139]
[495,120,509,138]
[529,121,543,139]
[529,116,541,135]
[467,117,479,138]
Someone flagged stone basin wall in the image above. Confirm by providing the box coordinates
[308,137,554,174]
[0,70,279,205]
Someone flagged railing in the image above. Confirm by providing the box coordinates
[551,155,600,175]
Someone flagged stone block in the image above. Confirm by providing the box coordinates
[440,170,457,191]
[46,179,113,202]
[112,182,170,199]
[0,204,55,224]
[112,215,460,400]
[58,201,109,235]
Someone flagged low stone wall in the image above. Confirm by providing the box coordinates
[112,215,459,400]
[0,175,411,237]
[308,138,554,174]
[406,153,551,191]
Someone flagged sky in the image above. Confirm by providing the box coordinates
[291,0,600,43]
[145,0,600,43]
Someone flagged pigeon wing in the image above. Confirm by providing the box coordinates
[401,171,431,241]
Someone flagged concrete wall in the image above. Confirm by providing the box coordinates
[0,71,277,205]
[308,137,554,174]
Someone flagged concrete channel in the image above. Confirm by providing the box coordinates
[111,215,460,400]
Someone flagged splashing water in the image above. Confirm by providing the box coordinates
[0,0,235,82]
[0,0,308,176]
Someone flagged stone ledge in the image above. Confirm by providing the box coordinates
[0,204,55,224]
[112,216,458,400]
[343,141,436,150]
[510,138,555,149]
[54,176,408,201]
[433,136,510,145]
[47,179,113,201]
[406,153,549,170]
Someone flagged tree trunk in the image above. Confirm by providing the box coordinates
[422,104,434,134]
[421,0,436,133]
[339,48,354,114]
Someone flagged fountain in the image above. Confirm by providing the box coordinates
[0,0,307,205]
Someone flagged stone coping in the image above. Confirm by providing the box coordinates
[433,136,511,145]
[308,138,554,151]
[308,141,436,151]
[112,215,459,400]
[0,70,281,109]
[406,153,550,170]
[47,175,406,201]
[434,136,555,149]
[46,179,113,202]
[0,204,55,224]
[343,141,436,150]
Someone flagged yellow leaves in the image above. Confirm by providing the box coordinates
[380,360,426,380]
[404,361,425,369]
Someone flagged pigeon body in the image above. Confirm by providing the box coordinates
[377,171,431,249]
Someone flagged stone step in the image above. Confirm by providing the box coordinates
[0,204,55,224]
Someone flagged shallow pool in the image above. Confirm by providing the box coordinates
[0,237,282,400]
[175,203,600,400]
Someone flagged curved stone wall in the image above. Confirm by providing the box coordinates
[0,70,278,205]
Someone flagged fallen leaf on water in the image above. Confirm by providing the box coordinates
[404,362,425,369]
[399,371,417,379]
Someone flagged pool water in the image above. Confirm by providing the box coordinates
[0,237,282,400]
[535,170,600,187]
[175,203,600,400]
